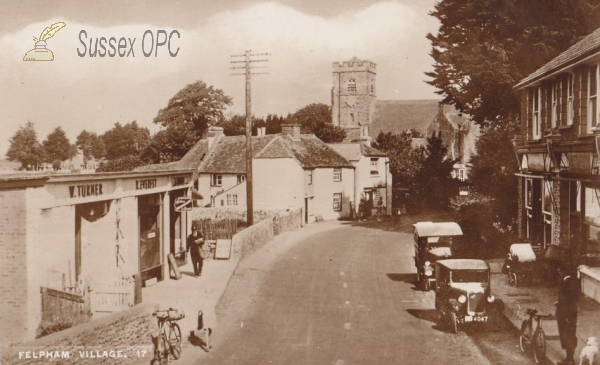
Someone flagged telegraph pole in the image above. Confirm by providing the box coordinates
[231,50,269,226]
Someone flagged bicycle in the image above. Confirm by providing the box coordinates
[519,308,553,364]
[151,307,185,365]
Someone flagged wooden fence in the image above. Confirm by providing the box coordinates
[90,277,135,314]
[193,218,244,240]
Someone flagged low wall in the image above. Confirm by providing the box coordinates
[190,208,272,222]
[579,265,600,304]
[231,208,302,261]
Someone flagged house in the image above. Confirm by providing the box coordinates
[182,125,355,222]
[512,27,600,297]
[328,142,392,216]
[0,169,194,346]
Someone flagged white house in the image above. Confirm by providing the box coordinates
[328,142,392,216]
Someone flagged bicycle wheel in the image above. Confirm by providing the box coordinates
[159,334,170,365]
[519,319,532,352]
[533,328,546,364]
[169,323,182,360]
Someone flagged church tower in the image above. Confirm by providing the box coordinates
[331,57,377,139]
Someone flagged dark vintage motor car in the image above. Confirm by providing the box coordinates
[434,259,502,333]
[413,222,463,291]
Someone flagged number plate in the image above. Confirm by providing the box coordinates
[463,315,488,322]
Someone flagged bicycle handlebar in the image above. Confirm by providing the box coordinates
[525,308,553,319]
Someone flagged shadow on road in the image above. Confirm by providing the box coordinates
[406,309,439,323]
[386,273,417,283]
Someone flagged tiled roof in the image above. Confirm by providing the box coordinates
[199,134,279,173]
[255,134,353,168]
[372,100,463,137]
[515,27,600,89]
[136,139,210,172]
[328,143,386,161]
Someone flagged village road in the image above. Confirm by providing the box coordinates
[201,222,533,365]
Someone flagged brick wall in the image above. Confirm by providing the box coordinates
[0,188,28,347]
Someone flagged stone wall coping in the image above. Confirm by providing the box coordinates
[579,265,600,281]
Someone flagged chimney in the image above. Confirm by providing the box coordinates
[281,124,301,140]
[207,126,224,149]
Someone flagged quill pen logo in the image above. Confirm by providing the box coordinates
[23,22,66,61]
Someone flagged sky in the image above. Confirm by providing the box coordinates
[0,0,441,157]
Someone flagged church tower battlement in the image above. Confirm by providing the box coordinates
[331,57,377,139]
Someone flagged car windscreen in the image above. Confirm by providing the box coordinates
[451,270,488,283]
[426,236,454,247]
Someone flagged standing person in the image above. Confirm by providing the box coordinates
[555,265,579,365]
[186,225,204,277]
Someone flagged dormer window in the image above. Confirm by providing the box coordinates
[348,79,356,92]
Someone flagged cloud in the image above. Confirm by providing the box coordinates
[0,1,439,157]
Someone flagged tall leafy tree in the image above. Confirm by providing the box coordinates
[426,0,599,125]
[101,121,150,160]
[6,122,46,170]
[373,131,424,190]
[43,127,72,166]
[149,80,232,163]
[414,132,458,210]
[314,123,346,143]
[76,130,106,168]
[289,103,332,134]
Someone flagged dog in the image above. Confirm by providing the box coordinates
[579,337,599,365]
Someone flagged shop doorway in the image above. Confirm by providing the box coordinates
[169,189,188,266]
[139,194,162,285]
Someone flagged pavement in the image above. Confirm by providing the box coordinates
[139,221,600,365]
[489,259,600,365]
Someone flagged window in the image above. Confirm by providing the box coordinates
[307,169,313,185]
[347,79,356,92]
[588,64,598,133]
[552,82,558,128]
[543,181,553,246]
[525,179,533,239]
[584,187,600,253]
[211,174,222,186]
[370,158,379,176]
[226,194,238,206]
[567,74,574,125]
[333,168,342,182]
[370,84,374,93]
[333,193,342,211]
[533,87,541,139]
[237,174,246,184]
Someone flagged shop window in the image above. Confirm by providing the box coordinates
[348,79,356,92]
[589,64,598,133]
[333,168,342,182]
[584,187,600,253]
[370,158,379,176]
[333,193,342,211]
[211,174,222,187]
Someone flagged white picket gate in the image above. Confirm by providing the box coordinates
[91,277,135,314]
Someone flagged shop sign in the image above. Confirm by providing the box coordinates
[527,154,545,172]
[568,152,592,174]
[174,196,192,212]
[69,183,103,198]
[136,179,157,190]
[172,176,189,187]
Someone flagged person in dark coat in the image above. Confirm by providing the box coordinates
[555,266,579,365]
[187,225,204,277]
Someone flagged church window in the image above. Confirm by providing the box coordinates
[348,79,356,92]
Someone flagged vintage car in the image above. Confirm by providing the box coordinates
[413,222,463,291]
[434,259,501,333]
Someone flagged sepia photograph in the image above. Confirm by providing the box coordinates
[1,1,600,364]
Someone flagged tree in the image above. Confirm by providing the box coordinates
[264,114,286,134]
[76,130,106,169]
[289,103,332,134]
[149,80,232,162]
[6,122,45,170]
[96,155,146,172]
[426,0,600,125]
[315,123,346,143]
[43,127,71,168]
[414,132,459,210]
[373,131,423,190]
[101,121,150,160]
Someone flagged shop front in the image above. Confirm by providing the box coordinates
[7,169,193,342]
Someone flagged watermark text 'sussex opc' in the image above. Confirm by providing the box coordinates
[77,29,180,58]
